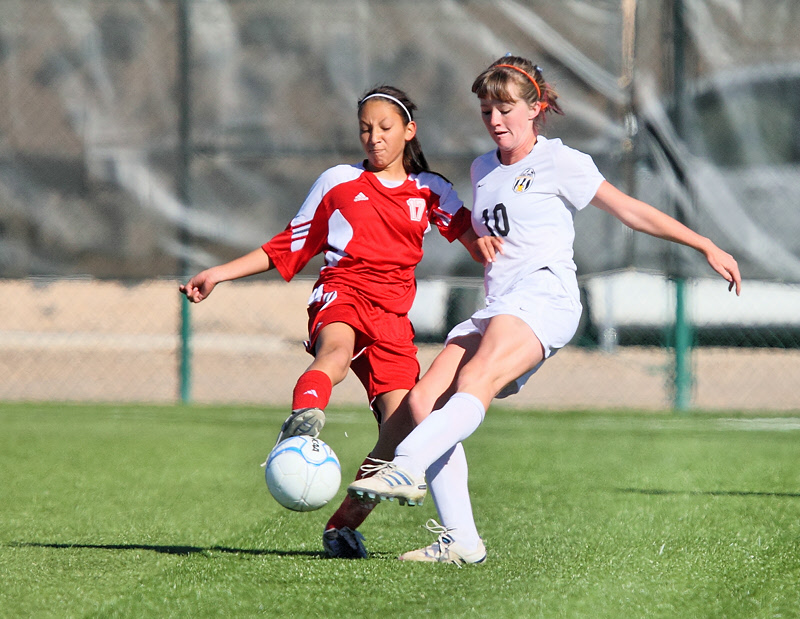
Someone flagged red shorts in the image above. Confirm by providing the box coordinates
[305,284,420,406]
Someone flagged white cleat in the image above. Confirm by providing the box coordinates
[398,519,486,566]
[346,460,427,506]
[275,407,325,446]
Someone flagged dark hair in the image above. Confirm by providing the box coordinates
[471,56,564,129]
[357,85,429,175]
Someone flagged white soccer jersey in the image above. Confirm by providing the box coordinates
[470,136,605,299]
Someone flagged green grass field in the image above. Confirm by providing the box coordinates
[2,403,799,618]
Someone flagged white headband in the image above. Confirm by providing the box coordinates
[358,93,413,122]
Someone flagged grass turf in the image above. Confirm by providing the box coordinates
[1,403,799,617]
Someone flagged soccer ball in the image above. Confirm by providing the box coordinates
[264,436,341,512]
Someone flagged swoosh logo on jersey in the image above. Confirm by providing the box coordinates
[354,192,369,202]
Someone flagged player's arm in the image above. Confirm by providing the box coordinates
[437,197,504,265]
[179,248,273,303]
[591,180,741,295]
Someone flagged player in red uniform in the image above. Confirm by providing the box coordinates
[180,85,483,558]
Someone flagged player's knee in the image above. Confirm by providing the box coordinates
[454,362,487,392]
[312,348,351,384]
[406,385,438,426]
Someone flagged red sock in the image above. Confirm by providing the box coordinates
[325,456,378,532]
[292,370,332,411]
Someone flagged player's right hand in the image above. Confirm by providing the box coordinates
[474,235,504,265]
[179,272,216,303]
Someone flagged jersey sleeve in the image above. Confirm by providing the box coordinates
[437,206,473,242]
[262,172,332,281]
[421,173,472,243]
[553,141,605,211]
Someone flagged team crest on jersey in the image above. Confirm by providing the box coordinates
[407,198,426,221]
[512,168,535,194]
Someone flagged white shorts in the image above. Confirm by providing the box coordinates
[445,267,582,398]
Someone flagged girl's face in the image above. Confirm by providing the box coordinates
[358,99,416,176]
[479,83,541,164]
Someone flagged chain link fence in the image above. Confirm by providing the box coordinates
[1,1,798,411]
[2,277,798,410]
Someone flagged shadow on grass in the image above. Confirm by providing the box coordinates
[618,488,800,498]
[8,542,322,557]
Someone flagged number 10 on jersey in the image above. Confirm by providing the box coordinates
[481,203,510,237]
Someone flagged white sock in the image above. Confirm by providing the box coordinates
[427,442,481,551]
[394,392,486,478]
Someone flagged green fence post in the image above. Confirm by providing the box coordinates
[177,0,193,403]
[670,0,692,412]
[673,278,692,411]
[180,295,192,403]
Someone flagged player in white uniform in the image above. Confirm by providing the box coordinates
[452,133,605,397]
[348,56,742,564]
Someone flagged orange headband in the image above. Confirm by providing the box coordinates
[494,64,546,107]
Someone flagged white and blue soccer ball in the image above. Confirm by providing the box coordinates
[265,436,341,512]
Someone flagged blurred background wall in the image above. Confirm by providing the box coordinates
[1,0,798,410]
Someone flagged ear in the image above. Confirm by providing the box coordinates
[405,120,417,141]
[529,101,542,120]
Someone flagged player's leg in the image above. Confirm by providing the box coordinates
[348,314,544,503]
[276,322,355,444]
[396,339,485,560]
[404,335,478,425]
[322,388,409,559]
[398,313,544,468]
[324,342,457,556]
[453,313,546,406]
[323,311,417,557]
[397,442,485,564]
[345,337,475,506]
[344,338,469,506]
[370,389,415,460]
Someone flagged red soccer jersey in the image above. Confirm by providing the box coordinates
[263,163,471,315]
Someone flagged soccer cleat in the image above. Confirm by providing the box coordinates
[275,407,325,446]
[346,460,426,506]
[322,526,368,559]
[398,519,486,566]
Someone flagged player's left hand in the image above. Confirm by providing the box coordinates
[705,246,742,295]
